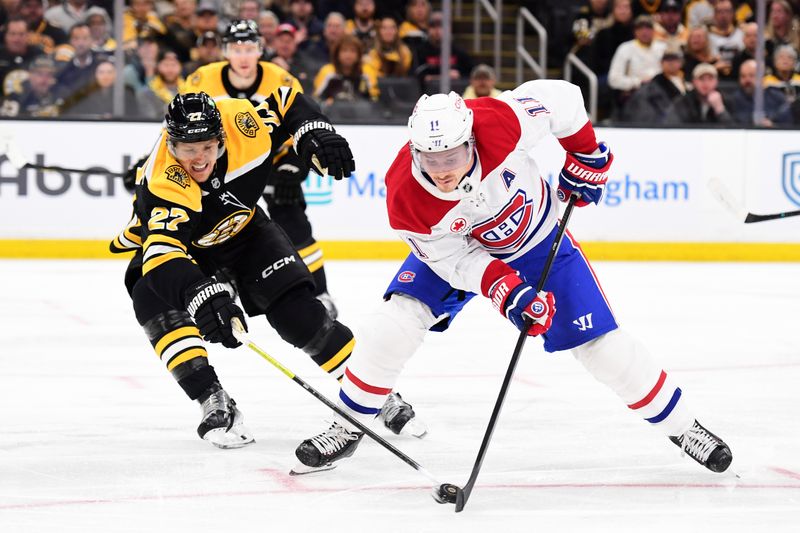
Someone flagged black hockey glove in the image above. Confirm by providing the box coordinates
[122,154,149,192]
[185,279,247,349]
[272,159,308,206]
[294,121,355,180]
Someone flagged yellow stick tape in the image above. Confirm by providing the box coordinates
[0,240,799,261]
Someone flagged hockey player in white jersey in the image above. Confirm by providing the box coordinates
[294,80,733,474]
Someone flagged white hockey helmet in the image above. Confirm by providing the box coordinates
[408,92,474,153]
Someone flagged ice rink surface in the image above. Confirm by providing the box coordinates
[1,258,798,532]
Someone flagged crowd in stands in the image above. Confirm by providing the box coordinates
[0,0,797,127]
[0,0,487,121]
[567,0,800,125]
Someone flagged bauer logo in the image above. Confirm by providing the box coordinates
[397,271,415,282]
[302,172,333,205]
[781,152,800,207]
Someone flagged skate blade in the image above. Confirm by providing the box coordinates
[289,462,338,476]
[399,419,428,439]
[203,426,256,449]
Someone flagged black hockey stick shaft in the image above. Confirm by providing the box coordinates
[230,320,442,486]
[455,193,579,513]
[22,162,126,177]
[745,210,800,223]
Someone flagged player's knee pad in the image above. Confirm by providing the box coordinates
[266,285,328,348]
[571,328,660,401]
[142,309,210,381]
[347,293,437,380]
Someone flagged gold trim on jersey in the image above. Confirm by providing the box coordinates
[193,209,254,248]
[146,136,203,213]
[111,211,142,252]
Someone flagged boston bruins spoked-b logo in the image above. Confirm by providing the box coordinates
[165,165,191,188]
[235,111,260,138]
[194,210,254,247]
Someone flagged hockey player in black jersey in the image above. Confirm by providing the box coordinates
[183,19,339,319]
[110,91,417,448]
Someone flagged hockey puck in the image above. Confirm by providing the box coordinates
[433,483,460,504]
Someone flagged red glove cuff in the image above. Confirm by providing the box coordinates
[481,259,516,298]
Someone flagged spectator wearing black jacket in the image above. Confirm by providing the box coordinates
[730,59,792,126]
[664,62,735,124]
[413,11,473,90]
[619,47,686,124]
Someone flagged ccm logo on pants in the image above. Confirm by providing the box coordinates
[262,256,296,278]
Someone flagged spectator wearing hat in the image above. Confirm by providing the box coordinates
[258,10,280,60]
[137,48,184,118]
[19,0,67,55]
[654,0,687,50]
[664,62,734,124]
[706,0,743,79]
[122,0,167,50]
[287,0,324,47]
[607,14,666,112]
[183,30,221,74]
[763,45,800,104]
[85,6,115,53]
[163,0,198,63]
[730,58,792,126]
[346,0,377,53]
[463,63,501,99]
[0,55,62,117]
[364,15,412,77]
[195,1,221,35]
[413,11,473,89]
[303,11,346,65]
[62,57,141,117]
[313,33,379,104]
[0,17,45,96]
[619,46,686,123]
[271,22,320,92]
[44,0,101,32]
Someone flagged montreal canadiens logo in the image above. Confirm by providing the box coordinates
[397,271,415,283]
[471,190,534,250]
[531,301,545,315]
[450,217,468,233]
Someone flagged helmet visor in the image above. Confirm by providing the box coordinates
[417,144,470,173]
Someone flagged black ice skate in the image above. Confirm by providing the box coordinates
[669,419,732,473]
[379,392,427,438]
[197,388,255,449]
[291,422,364,475]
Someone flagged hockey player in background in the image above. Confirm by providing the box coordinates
[110,90,415,448]
[294,82,733,475]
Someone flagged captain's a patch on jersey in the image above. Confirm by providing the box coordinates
[235,111,260,138]
[165,165,191,188]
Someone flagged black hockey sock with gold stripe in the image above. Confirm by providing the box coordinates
[142,310,218,399]
[305,320,354,381]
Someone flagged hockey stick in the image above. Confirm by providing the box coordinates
[229,319,455,503]
[453,193,580,513]
[0,130,125,176]
[707,177,800,223]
